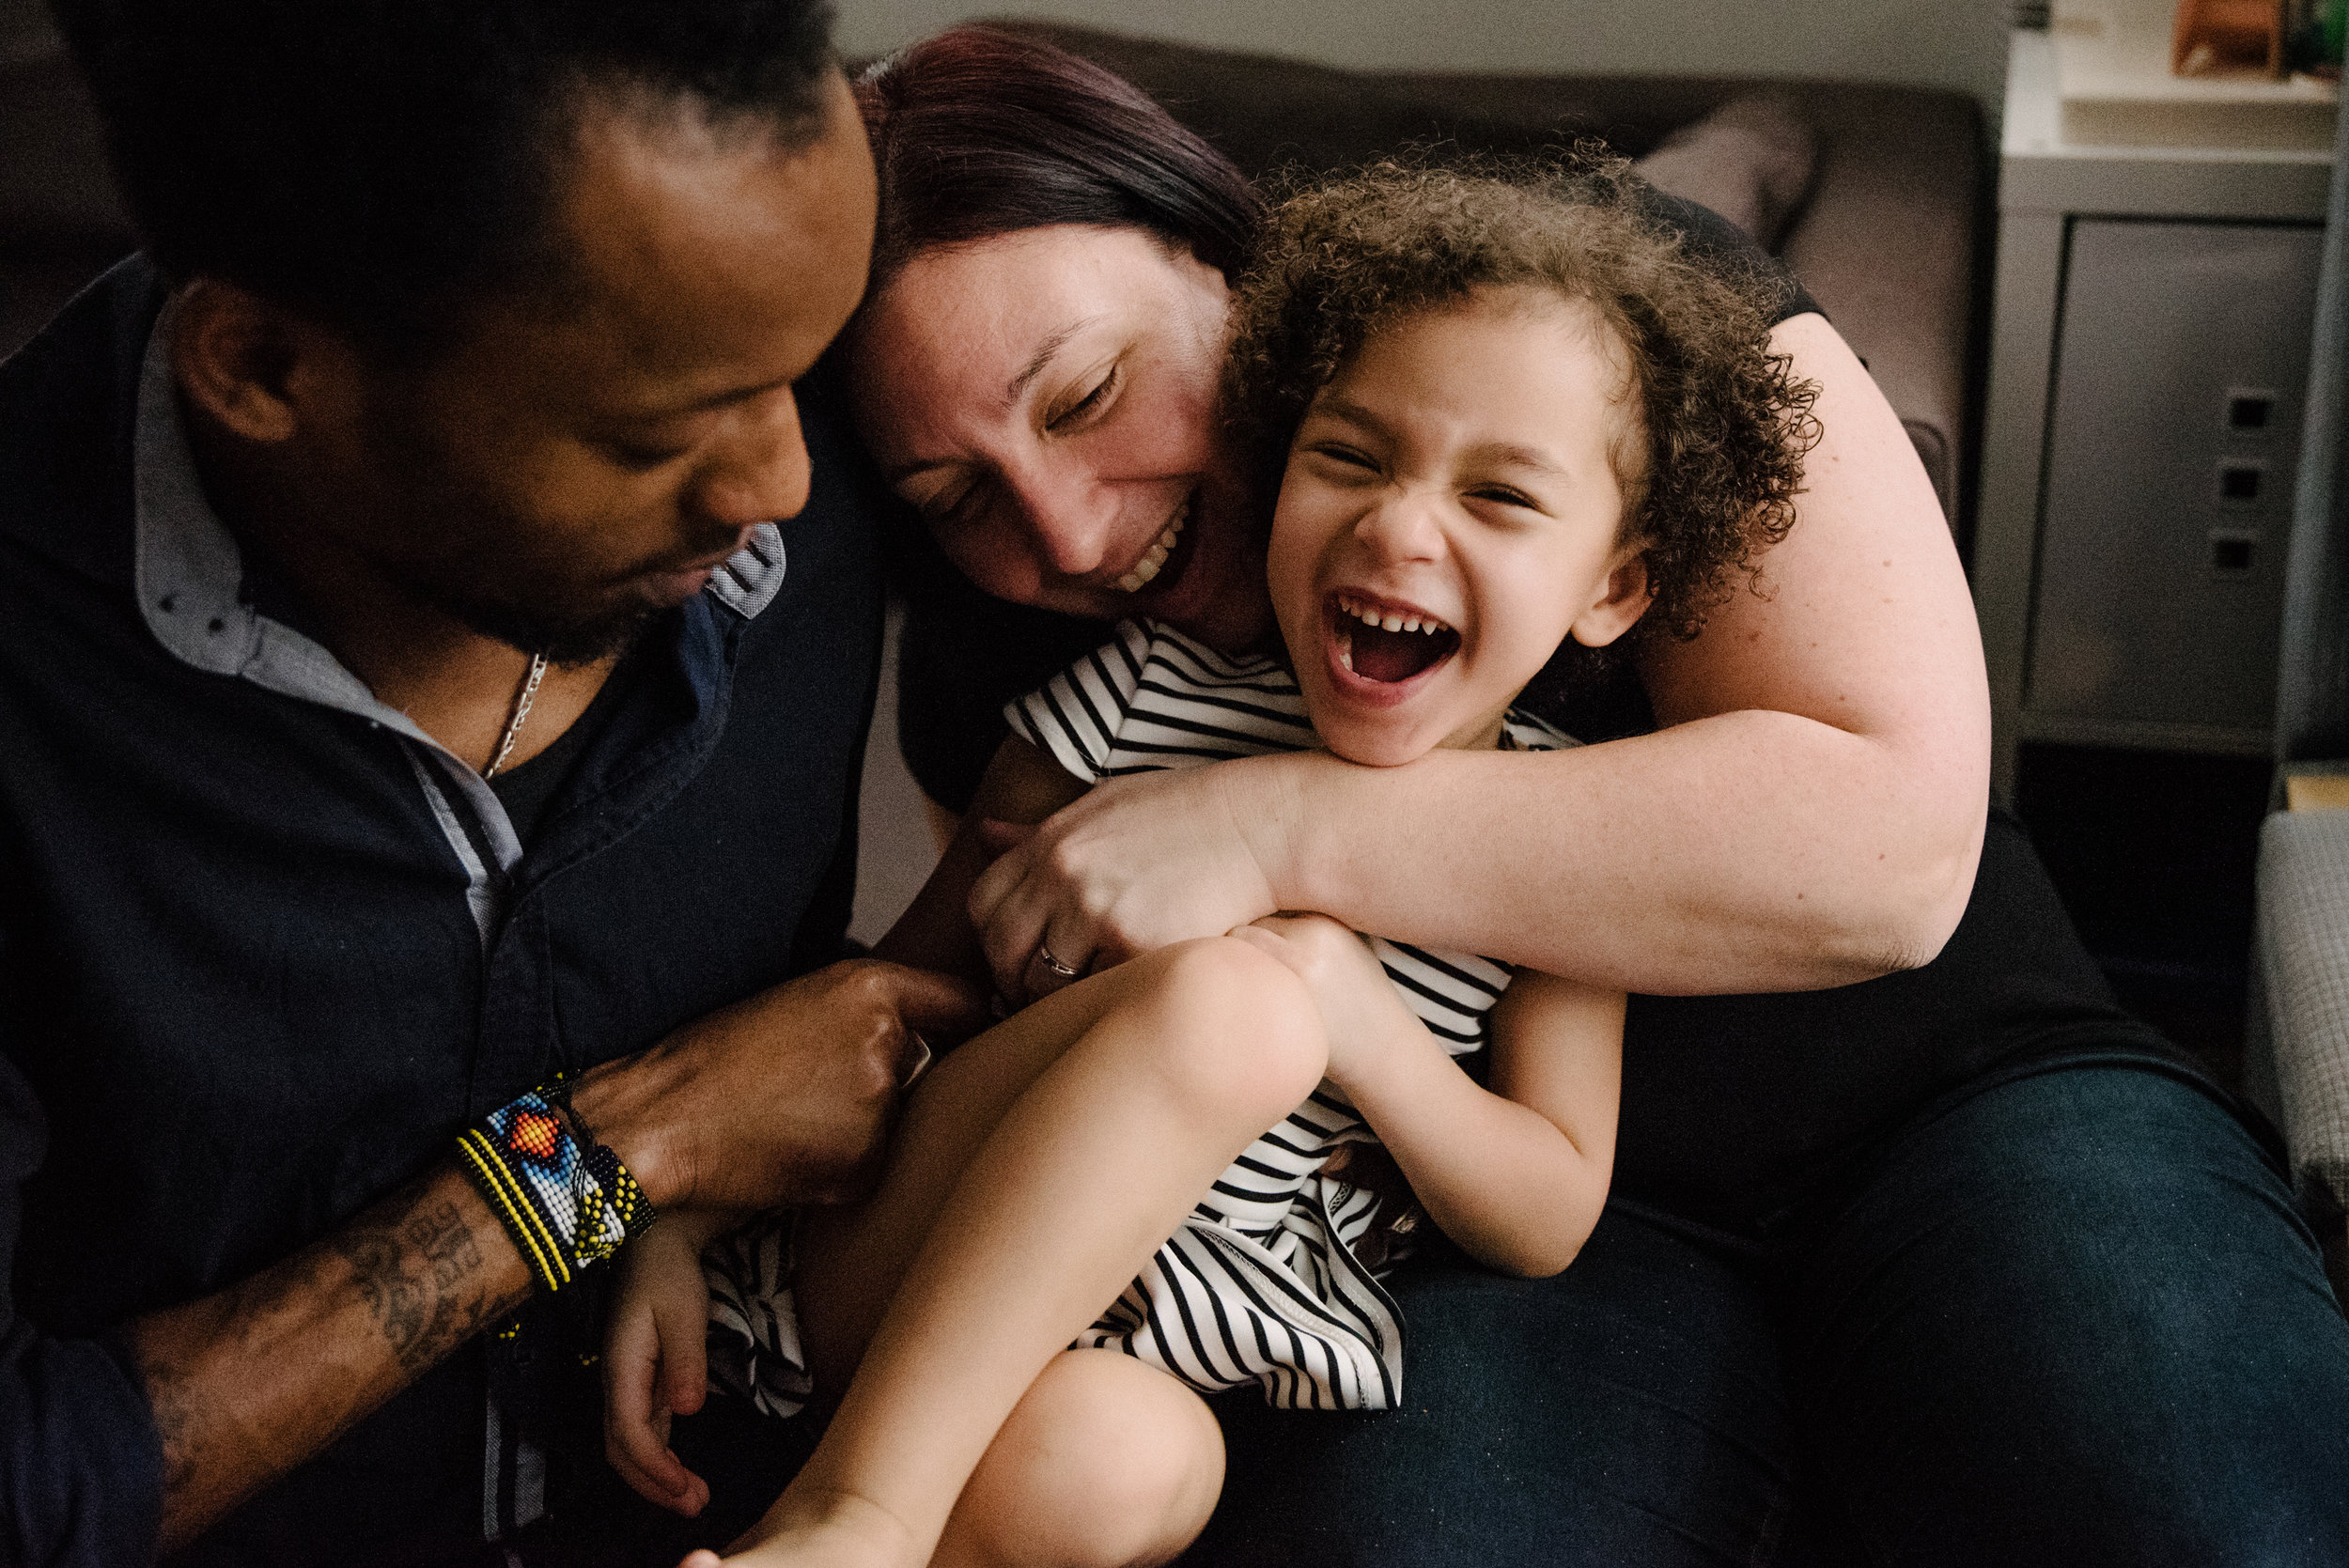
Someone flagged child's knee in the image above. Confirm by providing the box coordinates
[1139,937,1327,1122]
[947,1350,1223,1568]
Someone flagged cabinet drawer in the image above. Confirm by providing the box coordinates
[2027,218,2322,733]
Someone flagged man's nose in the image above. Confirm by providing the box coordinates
[693,388,812,529]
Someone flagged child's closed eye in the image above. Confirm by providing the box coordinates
[1299,442,1382,476]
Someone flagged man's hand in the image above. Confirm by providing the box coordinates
[968,756,1295,1004]
[577,960,988,1213]
[127,959,983,1554]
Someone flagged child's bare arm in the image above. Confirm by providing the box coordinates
[871,737,1089,983]
[603,1209,735,1515]
[1229,915,1620,1278]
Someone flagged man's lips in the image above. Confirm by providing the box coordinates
[639,537,751,602]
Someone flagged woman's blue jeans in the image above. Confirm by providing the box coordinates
[1191,1063,2349,1565]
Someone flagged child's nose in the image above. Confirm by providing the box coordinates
[1355,489,1446,562]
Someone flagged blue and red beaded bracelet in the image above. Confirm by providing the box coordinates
[456,1087,655,1295]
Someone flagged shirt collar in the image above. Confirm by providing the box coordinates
[130,306,789,700]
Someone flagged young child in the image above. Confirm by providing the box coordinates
[603,159,1815,1568]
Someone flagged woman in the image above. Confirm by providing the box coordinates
[840,25,2349,1565]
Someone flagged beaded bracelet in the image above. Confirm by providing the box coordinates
[456,1087,655,1295]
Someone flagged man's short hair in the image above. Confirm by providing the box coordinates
[50,0,840,352]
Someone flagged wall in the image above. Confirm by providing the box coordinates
[0,0,57,66]
[838,0,2012,113]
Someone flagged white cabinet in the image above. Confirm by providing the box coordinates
[1974,31,2332,798]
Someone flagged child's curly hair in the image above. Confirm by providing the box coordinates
[1224,155,1821,643]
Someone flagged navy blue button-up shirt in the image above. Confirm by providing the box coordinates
[0,259,892,1565]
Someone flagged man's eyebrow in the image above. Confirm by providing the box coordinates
[610,373,797,424]
[1005,317,1104,406]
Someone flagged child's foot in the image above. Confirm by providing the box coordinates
[677,1485,923,1568]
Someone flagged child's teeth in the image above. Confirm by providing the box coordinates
[1117,570,1143,592]
[1131,554,1161,584]
[1402,617,1421,632]
[1143,541,1168,567]
[1337,628,1354,672]
[1159,527,1179,549]
[1379,613,1403,631]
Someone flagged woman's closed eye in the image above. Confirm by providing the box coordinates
[1046,365,1120,432]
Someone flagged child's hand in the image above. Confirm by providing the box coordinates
[1228,912,1423,1086]
[603,1213,725,1516]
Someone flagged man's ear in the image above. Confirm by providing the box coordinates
[1567,545,1654,650]
[170,278,346,445]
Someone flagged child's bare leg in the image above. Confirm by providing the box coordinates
[790,946,1223,1392]
[792,936,1304,1385]
[933,1350,1223,1568]
[703,935,1323,1568]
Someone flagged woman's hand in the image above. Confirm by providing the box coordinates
[968,754,1298,1002]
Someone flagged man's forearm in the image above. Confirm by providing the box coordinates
[129,1164,531,1554]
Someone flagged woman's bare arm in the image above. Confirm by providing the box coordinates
[968,315,1988,996]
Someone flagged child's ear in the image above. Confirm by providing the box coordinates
[1567,546,1654,649]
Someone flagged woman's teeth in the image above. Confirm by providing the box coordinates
[1116,502,1189,594]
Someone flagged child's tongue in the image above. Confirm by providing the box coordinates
[1349,622,1455,683]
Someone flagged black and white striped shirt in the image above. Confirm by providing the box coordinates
[1006,619,1576,1409]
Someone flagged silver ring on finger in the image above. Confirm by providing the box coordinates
[1035,942,1083,981]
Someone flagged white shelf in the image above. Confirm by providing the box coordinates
[2002,30,2331,218]
[2048,0,2337,150]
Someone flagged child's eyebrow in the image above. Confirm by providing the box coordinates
[1462,441,1573,481]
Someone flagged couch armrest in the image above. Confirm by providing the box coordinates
[2252,809,2349,1212]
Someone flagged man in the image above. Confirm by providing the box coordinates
[0,2,979,1561]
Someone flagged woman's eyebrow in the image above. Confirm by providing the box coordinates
[1003,316,1104,406]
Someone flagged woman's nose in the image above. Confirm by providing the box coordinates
[692,388,813,530]
[1004,461,1121,579]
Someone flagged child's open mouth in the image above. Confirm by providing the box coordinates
[1332,595,1459,684]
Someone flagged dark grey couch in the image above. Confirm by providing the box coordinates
[993,20,1985,532]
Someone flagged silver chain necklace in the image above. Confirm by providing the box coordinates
[481,652,548,780]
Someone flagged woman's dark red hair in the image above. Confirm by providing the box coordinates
[853,24,1263,293]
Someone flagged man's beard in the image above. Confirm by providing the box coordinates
[403,567,666,667]
[359,401,675,667]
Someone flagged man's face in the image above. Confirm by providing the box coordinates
[309,74,877,663]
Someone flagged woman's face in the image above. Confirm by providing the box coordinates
[848,225,1271,651]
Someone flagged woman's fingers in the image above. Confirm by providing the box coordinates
[970,766,1286,988]
[969,831,1048,998]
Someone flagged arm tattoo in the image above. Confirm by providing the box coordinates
[333,1180,523,1373]
[137,1172,532,1548]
